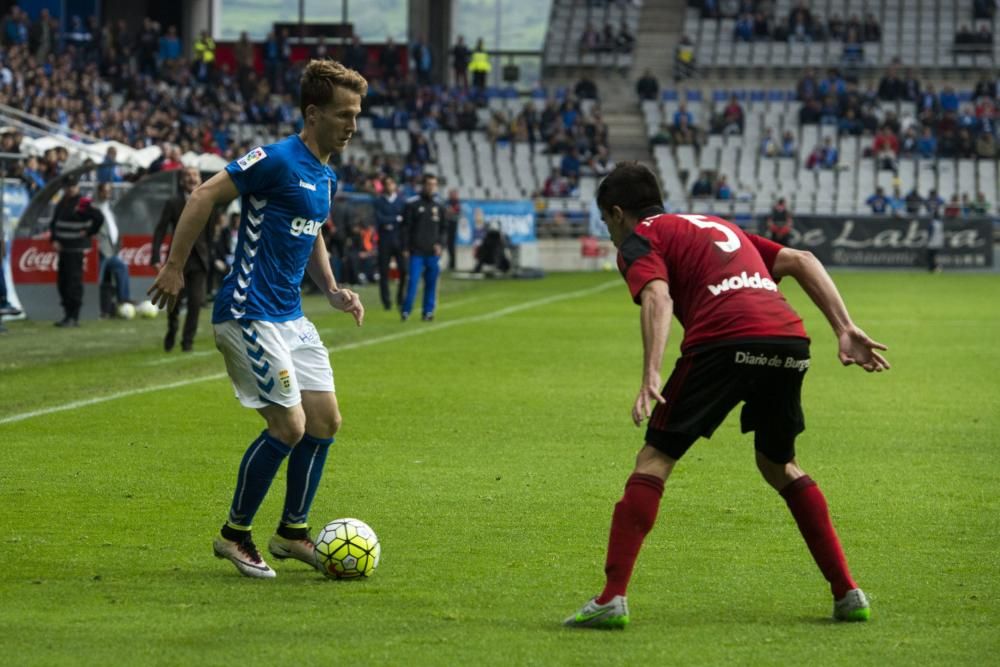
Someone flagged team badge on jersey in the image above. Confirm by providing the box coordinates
[279,369,291,390]
[237,147,268,171]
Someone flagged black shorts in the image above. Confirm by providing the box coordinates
[645,339,810,464]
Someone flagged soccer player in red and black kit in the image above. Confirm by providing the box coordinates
[565,163,890,629]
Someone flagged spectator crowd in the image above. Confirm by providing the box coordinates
[635,55,998,212]
[694,0,882,44]
[0,6,614,205]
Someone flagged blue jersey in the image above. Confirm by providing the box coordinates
[213,135,337,323]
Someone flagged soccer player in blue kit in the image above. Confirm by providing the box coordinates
[148,60,367,578]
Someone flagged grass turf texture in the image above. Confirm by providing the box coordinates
[1,272,997,665]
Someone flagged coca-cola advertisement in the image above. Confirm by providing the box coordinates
[11,238,99,284]
[118,235,170,277]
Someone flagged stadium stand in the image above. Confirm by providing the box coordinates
[640,79,997,217]
[0,0,1000,260]
[543,0,641,68]
[684,0,1000,71]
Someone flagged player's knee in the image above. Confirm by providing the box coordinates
[321,413,342,439]
[267,411,307,447]
[755,450,804,490]
[307,412,341,440]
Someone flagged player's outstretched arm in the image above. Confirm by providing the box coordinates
[306,233,364,326]
[634,279,672,427]
[148,171,238,310]
[771,248,890,373]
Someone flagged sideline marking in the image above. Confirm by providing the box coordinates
[142,294,507,366]
[1,281,619,425]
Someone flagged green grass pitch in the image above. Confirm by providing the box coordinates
[1,271,998,665]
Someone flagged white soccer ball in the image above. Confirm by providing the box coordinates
[137,300,158,319]
[117,302,136,320]
[314,518,381,579]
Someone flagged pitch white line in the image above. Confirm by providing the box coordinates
[144,350,215,365]
[0,280,619,425]
[142,295,499,366]
[0,374,227,426]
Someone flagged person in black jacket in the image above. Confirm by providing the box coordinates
[50,177,104,327]
[400,173,447,321]
[151,167,214,351]
[444,189,461,271]
[374,176,407,310]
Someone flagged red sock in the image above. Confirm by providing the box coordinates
[597,473,664,604]
[780,475,857,599]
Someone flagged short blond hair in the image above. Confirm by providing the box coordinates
[299,59,368,116]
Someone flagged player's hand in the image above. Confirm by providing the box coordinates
[147,263,184,311]
[52,240,61,252]
[838,326,890,373]
[329,288,365,326]
[632,373,666,427]
[433,243,442,256]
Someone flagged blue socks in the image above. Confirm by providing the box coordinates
[227,431,292,529]
[281,434,333,527]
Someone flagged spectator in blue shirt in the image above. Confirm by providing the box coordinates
[781,130,797,156]
[96,146,122,183]
[924,189,944,216]
[838,108,863,135]
[735,14,754,41]
[917,126,937,158]
[888,186,906,216]
[760,128,778,156]
[4,7,27,46]
[390,105,409,129]
[842,27,864,65]
[958,105,979,132]
[715,174,732,200]
[560,148,581,178]
[939,86,959,113]
[819,95,840,126]
[866,187,888,214]
[918,85,938,120]
[797,67,818,100]
[673,103,693,129]
[21,156,46,194]
[818,69,846,98]
[159,25,181,63]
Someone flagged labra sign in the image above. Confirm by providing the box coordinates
[761,216,993,268]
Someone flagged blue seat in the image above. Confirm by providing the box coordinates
[662,89,679,102]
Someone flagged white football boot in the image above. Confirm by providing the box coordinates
[212,534,276,578]
[833,588,871,622]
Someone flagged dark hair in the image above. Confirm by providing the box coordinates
[596,162,663,215]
